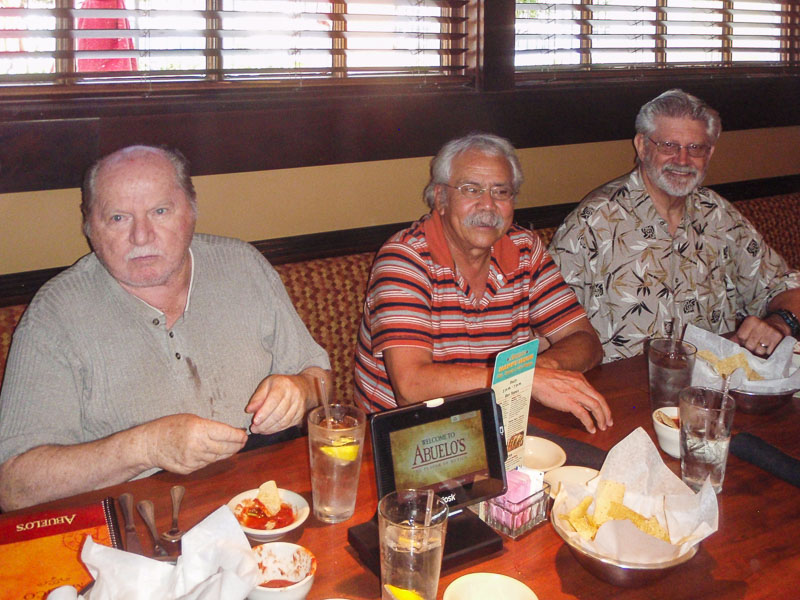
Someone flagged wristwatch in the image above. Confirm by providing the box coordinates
[765,308,800,339]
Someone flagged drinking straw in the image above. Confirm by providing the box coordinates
[424,489,434,527]
[721,373,732,399]
[422,489,434,549]
[318,376,332,427]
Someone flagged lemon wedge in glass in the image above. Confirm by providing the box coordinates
[383,584,424,600]
[320,437,359,461]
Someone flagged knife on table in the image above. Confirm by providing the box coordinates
[118,492,145,555]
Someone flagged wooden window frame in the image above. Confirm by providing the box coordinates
[0,0,797,195]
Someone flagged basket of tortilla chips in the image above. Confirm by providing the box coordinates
[551,429,717,587]
[683,324,800,414]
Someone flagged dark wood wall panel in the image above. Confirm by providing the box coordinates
[1,75,798,194]
[0,119,99,193]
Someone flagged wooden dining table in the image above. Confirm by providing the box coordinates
[6,354,800,599]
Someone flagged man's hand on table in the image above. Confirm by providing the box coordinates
[730,315,789,357]
[145,414,247,474]
[531,367,613,434]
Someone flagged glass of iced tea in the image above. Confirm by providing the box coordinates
[307,403,366,523]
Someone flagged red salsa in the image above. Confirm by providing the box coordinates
[234,498,295,530]
[260,579,296,588]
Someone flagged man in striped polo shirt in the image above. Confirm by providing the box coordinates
[354,133,612,434]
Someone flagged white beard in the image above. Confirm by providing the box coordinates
[645,160,706,197]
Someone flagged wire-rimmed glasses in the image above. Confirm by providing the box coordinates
[441,183,515,201]
[647,138,711,158]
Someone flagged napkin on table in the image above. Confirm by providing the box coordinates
[730,432,800,488]
[50,505,259,600]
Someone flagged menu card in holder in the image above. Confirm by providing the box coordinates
[491,339,539,470]
[0,497,122,600]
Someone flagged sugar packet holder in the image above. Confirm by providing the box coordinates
[481,467,550,539]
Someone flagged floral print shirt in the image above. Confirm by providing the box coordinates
[549,168,800,362]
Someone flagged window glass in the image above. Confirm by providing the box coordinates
[514,0,793,71]
[0,0,466,87]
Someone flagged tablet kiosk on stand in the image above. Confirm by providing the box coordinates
[347,389,508,575]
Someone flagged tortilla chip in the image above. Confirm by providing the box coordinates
[593,480,625,526]
[561,496,598,540]
[697,349,763,381]
[570,515,597,541]
[256,480,281,516]
[607,501,669,542]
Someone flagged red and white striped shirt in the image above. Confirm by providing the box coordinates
[354,211,586,412]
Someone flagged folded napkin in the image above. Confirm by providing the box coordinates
[50,506,259,599]
[730,432,800,488]
[527,425,607,470]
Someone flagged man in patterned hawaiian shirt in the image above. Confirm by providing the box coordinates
[549,89,800,363]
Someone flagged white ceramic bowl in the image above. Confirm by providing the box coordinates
[523,436,567,472]
[248,542,317,600]
[228,488,310,543]
[652,407,680,459]
[443,572,538,600]
[544,465,599,499]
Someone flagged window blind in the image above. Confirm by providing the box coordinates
[0,0,468,87]
[515,1,797,71]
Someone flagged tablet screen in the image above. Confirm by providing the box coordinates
[389,409,489,493]
[370,388,507,511]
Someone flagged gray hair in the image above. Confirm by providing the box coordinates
[635,89,722,145]
[82,145,197,237]
[423,132,524,209]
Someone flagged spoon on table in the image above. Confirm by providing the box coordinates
[118,492,145,556]
[161,485,186,543]
[136,499,170,558]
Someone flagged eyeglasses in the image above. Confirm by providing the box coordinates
[442,183,515,201]
[648,137,711,158]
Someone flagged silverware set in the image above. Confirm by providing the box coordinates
[118,485,185,560]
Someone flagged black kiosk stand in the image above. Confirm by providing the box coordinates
[347,389,508,575]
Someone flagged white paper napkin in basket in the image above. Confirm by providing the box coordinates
[552,428,718,564]
[683,323,800,393]
[49,505,259,600]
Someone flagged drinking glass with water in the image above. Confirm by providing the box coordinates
[648,338,697,411]
[679,386,736,494]
[378,489,448,600]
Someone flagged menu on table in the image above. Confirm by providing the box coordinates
[0,497,121,600]
[492,339,539,470]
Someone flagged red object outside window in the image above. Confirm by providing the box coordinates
[77,0,137,72]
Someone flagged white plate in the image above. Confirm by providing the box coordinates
[443,573,537,600]
[227,488,310,542]
[522,436,567,472]
[544,465,599,499]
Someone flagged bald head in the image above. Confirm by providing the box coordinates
[81,145,198,292]
[82,145,196,238]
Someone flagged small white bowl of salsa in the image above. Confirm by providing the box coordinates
[228,488,310,543]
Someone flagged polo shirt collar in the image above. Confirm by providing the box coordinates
[100,248,195,319]
[423,210,520,276]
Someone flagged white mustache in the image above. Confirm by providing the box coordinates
[126,246,164,260]
[463,211,504,229]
